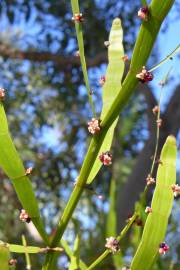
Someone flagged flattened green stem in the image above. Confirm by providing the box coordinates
[141,0,148,6]
[71,0,96,117]
[43,1,174,268]
[0,246,9,270]
[22,235,31,270]
[87,213,137,270]
[131,136,177,270]
[0,240,63,254]
[60,240,87,270]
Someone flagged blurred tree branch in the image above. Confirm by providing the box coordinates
[0,43,107,68]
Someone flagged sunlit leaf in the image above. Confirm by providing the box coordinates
[131,136,177,270]
[87,18,124,184]
[0,103,48,244]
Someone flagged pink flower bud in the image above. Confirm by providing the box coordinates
[136,67,153,83]
[9,259,17,265]
[104,41,110,48]
[145,206,152,214]
[0,88,5,101]
[99,76,106,86]
[19,209,31,223]
[152,106,159,114]
[25,167,33,176]
[72,13,84,23]
[99,151,112,166]
[105,237,120,253]
[87,118,101,135]
[122,55,129,62]
[159,242,169,254]
[171,184,180,197]
[138,6,149,21]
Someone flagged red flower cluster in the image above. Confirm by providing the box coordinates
[19,209,31,223]
[138,6,149,21]
[105,237,120,253]
[72,13,84,23]
[9,259,17,266]
[171,184,180,197]
[136,67,153,83]
[99,151,112,166]
[0,88,5,101]
[87,118,101,135]
[99,75,106,86]
[159,242,169,255]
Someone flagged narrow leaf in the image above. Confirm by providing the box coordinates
[131,135,177,270]
[86,18,124,184]
[0,103,48,244]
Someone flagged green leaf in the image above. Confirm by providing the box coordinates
[0,103,48,244]
[0,246,9,270]
[86,18,124,184]
[131,135,177,270]
[69,234,80,270]
[61,240,87,270]
[71,0,96,117]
